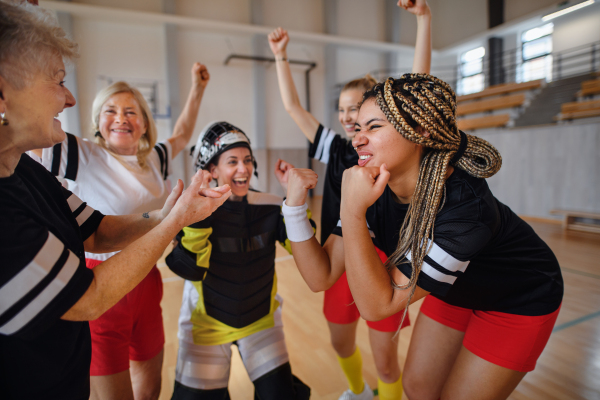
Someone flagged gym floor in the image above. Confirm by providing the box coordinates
[157,196,600,400]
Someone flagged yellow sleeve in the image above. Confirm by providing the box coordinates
[181,226,213,270]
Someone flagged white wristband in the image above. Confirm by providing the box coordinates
[281,200,314,242]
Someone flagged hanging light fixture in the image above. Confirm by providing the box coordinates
[542,0,595,21]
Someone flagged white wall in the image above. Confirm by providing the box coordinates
[479,121,600,218]
[77,0,163,13]
[176,29,255,143]
[552,3,600,53]
[429,0,489,49]
[262,0,323,33]
[175,0,251,23]
[504,0,557,23]
[72,19,168,140]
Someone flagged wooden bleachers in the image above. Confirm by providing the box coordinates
[555,99,600,121]
[457,114,510,130]
[457,79,544,103]
[561,99,600,113]
[455,80,543,130]
[457,93,526,116]
[579,79,600,97]
[550,209,600,234]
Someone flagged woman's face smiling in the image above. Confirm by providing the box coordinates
[2,54,76,151]
[338,89,363,137]
[353,98,424,179]
[210,147,253,201]
[98,92,147,156]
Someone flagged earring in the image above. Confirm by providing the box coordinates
[1,112,8,126]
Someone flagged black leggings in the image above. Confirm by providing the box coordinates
[171,362,310,400]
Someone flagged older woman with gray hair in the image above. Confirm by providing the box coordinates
[0,2,230,399]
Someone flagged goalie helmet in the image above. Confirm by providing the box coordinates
[191,121,257,176]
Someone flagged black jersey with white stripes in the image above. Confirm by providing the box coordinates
[334,168,563,316]
[308,125,357,243]
[0,154,104,399]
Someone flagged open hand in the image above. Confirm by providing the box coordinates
[341,164,389,217]
[268,27,289,57]
[274,158,295,191]
[191,62,210,89]
[168,170,231,227]
[286,168,318,207]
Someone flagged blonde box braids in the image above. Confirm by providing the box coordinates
[365,73,502,313]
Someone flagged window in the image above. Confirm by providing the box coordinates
[519,23,553,82]
[457,47,485,95]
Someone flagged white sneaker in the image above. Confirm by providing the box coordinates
[338,382,374,400]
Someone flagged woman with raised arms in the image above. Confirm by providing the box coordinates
[281,74,563,400]
[268,1,431,399]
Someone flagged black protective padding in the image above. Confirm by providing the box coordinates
[171,381,230,400]
[166,239,208,282]
[252,362,311,400]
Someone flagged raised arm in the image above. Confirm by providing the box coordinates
[340,165,429,321]
[62,171,230,321]
[168,62,210,157]
[282,168,345,291]
[268,27,320,142]
[400,0,432,74]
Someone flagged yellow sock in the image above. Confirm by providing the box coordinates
[337,347,364,394]
[378,375,403,400]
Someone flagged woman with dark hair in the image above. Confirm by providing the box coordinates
[281,74,563,399]
[0,2,229,399]
[268,1,432,399]
[165,121,312,400]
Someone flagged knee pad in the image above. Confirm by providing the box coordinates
[171,381,230,400]
[252,363,311,400]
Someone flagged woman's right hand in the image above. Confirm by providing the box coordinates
[285,168,318,207]
[268,27,289,57]
[167,170,231,227]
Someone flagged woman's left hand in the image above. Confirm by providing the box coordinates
[160,171,225,221]
[341,164,389,217]
[192,62,210,89]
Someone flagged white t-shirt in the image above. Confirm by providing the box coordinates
[32,133,173,261]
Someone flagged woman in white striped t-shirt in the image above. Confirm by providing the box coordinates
[34,63,211,400]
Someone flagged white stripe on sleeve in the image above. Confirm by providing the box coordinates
[314,128,334,163]
[58,138,69,177]
[0,237,80,335]
[0,233,64,316]
[319,129,336,164]
[66,193,84,213]
[405,249,459,285]
[75,206,94,226]
[427,242,470,273]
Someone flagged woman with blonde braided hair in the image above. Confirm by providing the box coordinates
[282,73,563,399]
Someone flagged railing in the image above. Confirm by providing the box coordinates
[362,40,600,94]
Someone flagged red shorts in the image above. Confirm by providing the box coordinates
[323,247,410,332]
[86,259,165,376]
[419,295,561,372]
